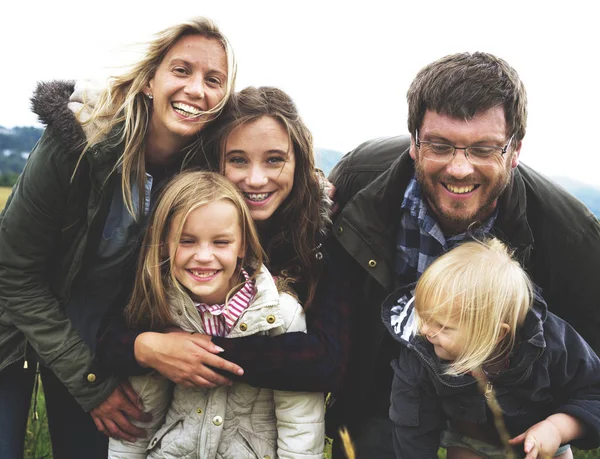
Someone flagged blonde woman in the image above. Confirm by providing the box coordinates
[382,239,600,459]
[0,17,237,458]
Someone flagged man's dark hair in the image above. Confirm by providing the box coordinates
[407,52,527,142]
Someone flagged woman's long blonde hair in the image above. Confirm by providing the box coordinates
[415,238,532,376]
[78,17,236,218]
[126,171,263,330]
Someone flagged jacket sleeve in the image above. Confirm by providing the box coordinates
[273,295,325,458]
[108,373,172,458]
[519,165,600,353]
[545,312,600,450]
[390,349,444,459]
[0,131,118,410]
[95,307,148,377]
[212,237,358,392]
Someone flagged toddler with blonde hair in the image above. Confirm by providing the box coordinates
[382,238,600,459]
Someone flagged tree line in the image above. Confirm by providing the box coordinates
[0,126,43,187]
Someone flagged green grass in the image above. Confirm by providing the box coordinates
[25,379,52,458]
[0,186,11,210]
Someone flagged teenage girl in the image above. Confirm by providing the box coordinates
[381,238,600,459]
[108,171,324,458]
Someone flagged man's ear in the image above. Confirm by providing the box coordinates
[409,137,417,161]
[511,140,522,169]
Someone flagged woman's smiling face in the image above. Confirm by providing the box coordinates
[223,116,295,222]
[147,34,227,151]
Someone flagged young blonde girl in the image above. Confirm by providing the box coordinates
[382,238,600,459]
[109,171,324,458]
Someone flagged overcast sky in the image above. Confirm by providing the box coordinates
[1,0,598,187]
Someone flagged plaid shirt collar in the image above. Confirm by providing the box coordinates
[396,176,497,280]
[195,269,256,337]
[401,176,497,243]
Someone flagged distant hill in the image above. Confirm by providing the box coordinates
[0,126,42,156]
[315,147,344,176]
[552,176,600,217]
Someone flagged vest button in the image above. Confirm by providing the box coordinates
[196,408,203,414]
[86,373,96,383]
[368,259,377,268]
[212,415,223,426]
[266,315,276,324]
[337,226,343,234]
[239,323,248,331]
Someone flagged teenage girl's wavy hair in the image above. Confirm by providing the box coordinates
[125,171,263,330]
[76,17,236,218]
[204,86,324,309]
[414,238,532,376]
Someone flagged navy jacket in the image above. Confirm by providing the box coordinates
[381,284,600,458]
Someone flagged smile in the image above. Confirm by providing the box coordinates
[188,269,219,278]
[172,102,203,118]
[242,192,273,202]
[444,183,479,194]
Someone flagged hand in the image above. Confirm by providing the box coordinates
[509,419,562,459]
[134,331,244,388]
[89,380,151,442]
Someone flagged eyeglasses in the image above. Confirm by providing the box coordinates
[415,129,514,166]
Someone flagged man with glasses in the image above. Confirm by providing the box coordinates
[326,52,600,458]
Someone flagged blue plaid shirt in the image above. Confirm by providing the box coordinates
[396,176,497,282]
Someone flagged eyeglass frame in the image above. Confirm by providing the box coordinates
[414,129,514,164]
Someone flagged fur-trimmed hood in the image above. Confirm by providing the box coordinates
[317,179,333,241]
[30,79,109,152]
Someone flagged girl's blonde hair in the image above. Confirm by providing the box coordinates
[415,238,532,376]
[126,171,263,330]
[78,17,236,218]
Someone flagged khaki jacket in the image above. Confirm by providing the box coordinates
[109,265,325,459]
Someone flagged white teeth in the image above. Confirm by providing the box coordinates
[243,192,271,202]
[190,270,217,278]
[172,102,203,118]
[446,184,475,194]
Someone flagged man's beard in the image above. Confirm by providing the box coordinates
[414,158,513,235]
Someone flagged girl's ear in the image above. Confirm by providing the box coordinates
[497,323,511,343]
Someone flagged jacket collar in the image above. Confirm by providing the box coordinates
[494,167,535,265]
[169,264,285,337]
[335,149,414,291]
[335,141,535,289]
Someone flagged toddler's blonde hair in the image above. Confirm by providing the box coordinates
[415,238,532,376]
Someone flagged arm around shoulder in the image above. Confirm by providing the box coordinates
[212,238,357,392]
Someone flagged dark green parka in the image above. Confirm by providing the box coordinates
[0,81,129,410]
